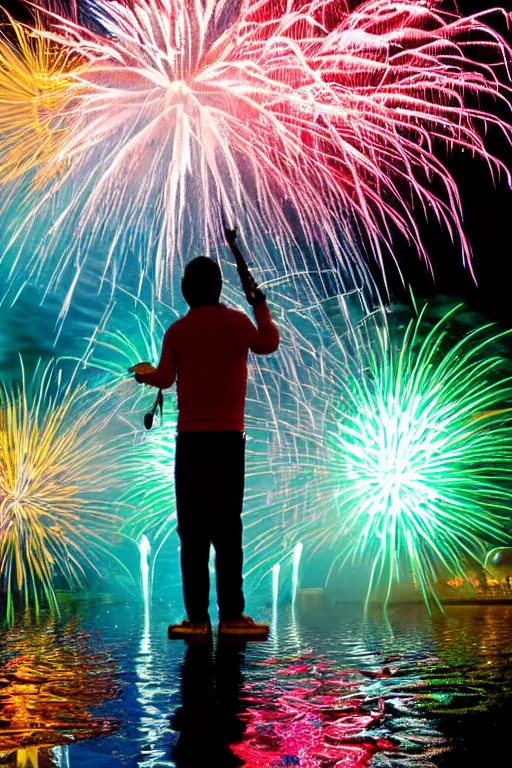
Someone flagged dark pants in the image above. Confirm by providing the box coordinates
[175,431,246,623]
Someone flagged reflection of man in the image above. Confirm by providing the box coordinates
[171,640,247,767]
[134,228,279,639]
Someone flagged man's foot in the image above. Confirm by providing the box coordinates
[218,615,269,638]
[168,619,211,640]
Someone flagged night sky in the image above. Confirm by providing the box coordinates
[1,0,511,322]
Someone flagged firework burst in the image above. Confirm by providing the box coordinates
[0,360,122,622]
[3,0,510,301]
[277,304,512,609]
[0,12,80,187]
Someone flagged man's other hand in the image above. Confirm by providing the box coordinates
[129,361,156,383]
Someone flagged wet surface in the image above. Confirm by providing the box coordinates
[1,601,512,767]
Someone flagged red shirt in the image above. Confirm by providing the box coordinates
[138,302,279,432]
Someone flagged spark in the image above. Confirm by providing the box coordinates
[3,0,511,303]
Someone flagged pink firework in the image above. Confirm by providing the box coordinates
[6,0,512,296]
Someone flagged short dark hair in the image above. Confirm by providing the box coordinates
[181,257,222,308]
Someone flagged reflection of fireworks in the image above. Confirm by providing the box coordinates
[0,361,121,622]
[261,305,512,608]
[0,14,79,186]
[175,641,451,767]
[6,0,511,296]
[233,654,396,767]
[0,614,119,763]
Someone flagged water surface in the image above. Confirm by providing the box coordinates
[2,601,512,767]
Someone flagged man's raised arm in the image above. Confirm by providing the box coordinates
[249,301,280,355]
[223,224,279,355]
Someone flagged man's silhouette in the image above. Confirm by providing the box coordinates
[134,229,279,637]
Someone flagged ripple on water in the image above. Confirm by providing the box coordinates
[1,602,512,767]
[0,614,120,767]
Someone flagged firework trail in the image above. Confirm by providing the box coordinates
[0,360,123,622]
[1,0,510,304]
[81,287,179,407]
[265,302,512,609]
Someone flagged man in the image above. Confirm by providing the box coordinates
[133,229,279,638]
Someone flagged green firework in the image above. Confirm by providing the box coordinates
[326,305,512,608]
[83,292,179,545]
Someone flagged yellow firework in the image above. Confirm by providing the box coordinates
[0,15,79,185]
[0,362,121,623]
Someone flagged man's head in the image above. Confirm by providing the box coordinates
[181,257,222,308]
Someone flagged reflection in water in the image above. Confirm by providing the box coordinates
[170,639,445,767]
[1,748,57,767]
[3,604,512,766]
[52,746,70,768]
[236,653,404,767]
[168,606,512,767]
[0,615,119,767]
[359,605,512,718]
[135,616,178,766]
[427,605,512,712]
[171,639,247,767]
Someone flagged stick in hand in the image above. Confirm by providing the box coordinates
[223,225,266,306]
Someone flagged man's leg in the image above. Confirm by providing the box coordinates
[175,434,211,623]
[212,433,246,621]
